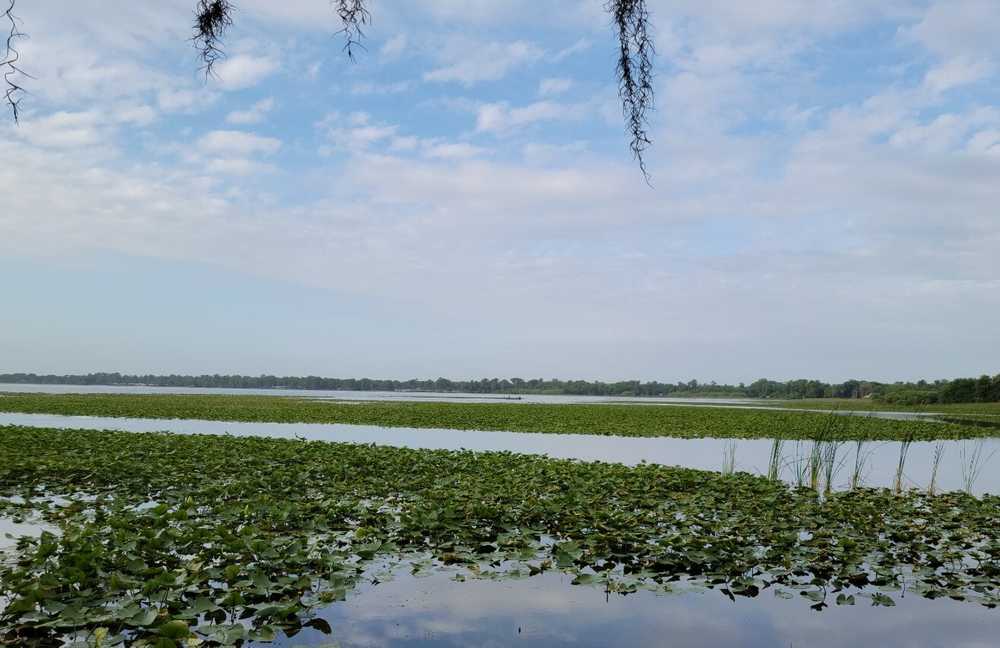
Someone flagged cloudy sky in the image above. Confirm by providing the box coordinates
[1,0,998,383]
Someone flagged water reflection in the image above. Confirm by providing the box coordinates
[1,413,997,495]
[275,569,999,647]
[0,516,56,552]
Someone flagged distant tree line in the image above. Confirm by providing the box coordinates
[1,372,998,404]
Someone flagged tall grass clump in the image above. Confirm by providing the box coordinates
[821,440,845,494]
[791,441,809,488]
[960,440,996,494]
[893,433,915,495]
[721,440,737,475]
[808,441,823,491]
[849,440,871,490]
[928,442,945,496]
[767,438,784,481]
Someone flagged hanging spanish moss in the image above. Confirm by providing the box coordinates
[3,0,27,123]
[608,0,655,183]
[193,0,234,77]
[333,0,371,61]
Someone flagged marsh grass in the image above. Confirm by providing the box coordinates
[960,440,997,494]
[767,438,784,481]
[721,440,737,475]
[821,441,846,494]
[894,434,915,495]
[928,442,945,496]
[849,440,874,490]
[791,441,809,488]
[808,441,823,491]
[804,412,849,493]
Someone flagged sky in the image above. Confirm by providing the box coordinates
[0,0,998,384]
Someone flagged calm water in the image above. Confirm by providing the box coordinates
[1,413,996,494]
[269,568,1000,648]
[0,516,55,552]
[2,523,996,646]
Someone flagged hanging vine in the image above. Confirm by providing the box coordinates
[2,0,28,123]
[193,0,234,77]
[333,0,371,61]
[609,0,655,182]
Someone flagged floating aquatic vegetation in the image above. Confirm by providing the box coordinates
[1,425,999,646]
[0,393,994,441]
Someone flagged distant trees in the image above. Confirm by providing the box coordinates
[2,372,999,403]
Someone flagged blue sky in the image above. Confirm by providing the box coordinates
[1,0,998,383]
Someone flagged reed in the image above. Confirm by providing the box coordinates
[767,438,784,481]
[849,440,869,490]
[893,434,914,495]
[791,441,808,488]
[928,442,945,496]
[721,440,737,475]
[960,440,996,494]
[808,441,823,491]
[821,440,845,494]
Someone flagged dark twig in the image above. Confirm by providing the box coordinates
[608,0,655,184]
[193,0,234,77]
[3,0,29,123]
[333,0,371,61]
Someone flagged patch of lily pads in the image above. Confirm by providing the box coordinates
[1,425,999,646]
[0,392,996,440]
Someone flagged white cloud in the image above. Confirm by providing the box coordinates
[157,88,218,114]
[538,78,573,96]
[226,98,276,125]
[381,34,408,59]
[317,112,399,152]
[205,158,278,176]
[522,141,590,164]
[17,111,105,149]
[923,57,994,93]
[424,40,544,84]
[422,143,487,159]
[904,0,1000,60]
[390,136,421,151]
[198,130,282,156]
[475,101,586,134]
[551,38,591,62]
[351,81,413,95]
[212,55,280,91]
[967,129,1000,156]
[113,105,157,126]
